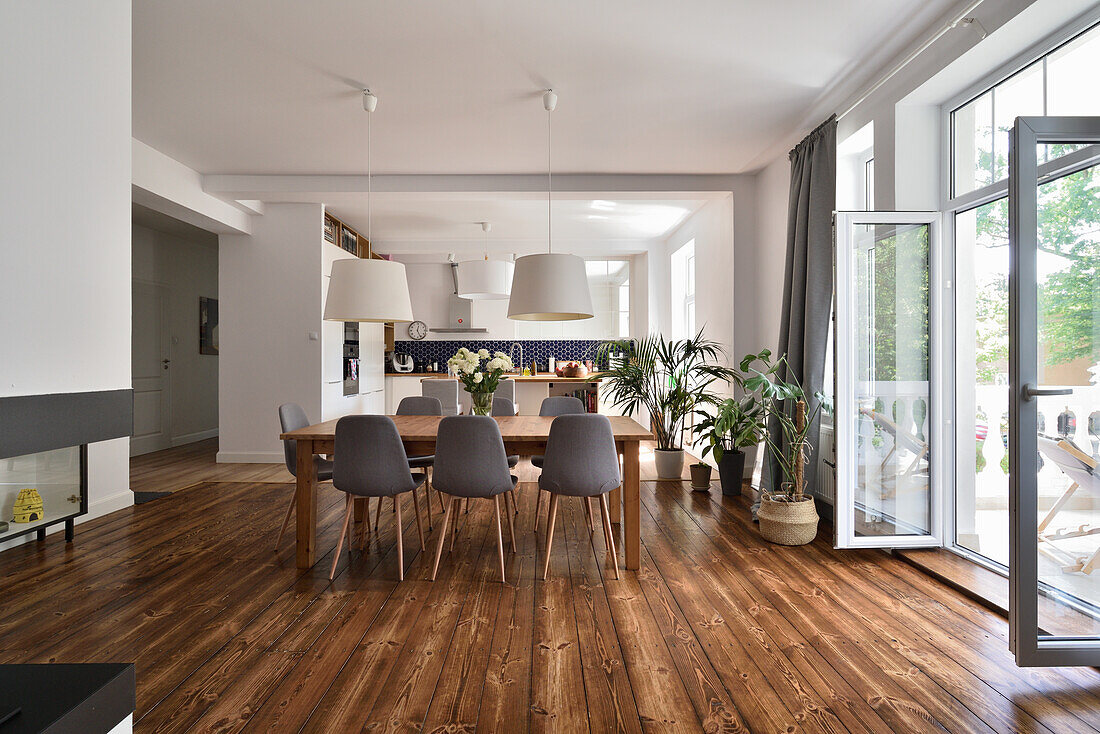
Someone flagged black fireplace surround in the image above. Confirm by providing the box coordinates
[0,389,132,542]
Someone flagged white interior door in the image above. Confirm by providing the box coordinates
[131,281,171,456]
[1008,117,1100,666]
[835,211,944,548]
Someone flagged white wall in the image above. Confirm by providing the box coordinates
[218,203,324,462]
[402,263,518,341]
[132,223,220,445]
[751,156,792,357]
[660,196,738,369]
[0,0,133,521]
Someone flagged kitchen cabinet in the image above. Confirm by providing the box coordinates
[385,375,424,415]
[321,239,384,421]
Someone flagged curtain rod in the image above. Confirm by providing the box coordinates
[838,0,985,122]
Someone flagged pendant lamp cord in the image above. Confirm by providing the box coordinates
[366,95,372,257]
[547,102,552,254]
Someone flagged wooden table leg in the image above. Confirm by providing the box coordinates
[623,440,639,571]
[295,439,318,569]
[609,451,622,525]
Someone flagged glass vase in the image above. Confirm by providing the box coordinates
[469,390,494,416]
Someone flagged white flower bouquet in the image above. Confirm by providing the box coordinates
[446,347,515,414]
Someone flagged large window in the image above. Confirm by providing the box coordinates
[952,24,1100,196]
[671,239,695,339]
[950,23,1100,587]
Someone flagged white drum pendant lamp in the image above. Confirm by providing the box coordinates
[457,259,514,300]
[507,90,594,321]
[324,90,414,323]
[456,222,513,300]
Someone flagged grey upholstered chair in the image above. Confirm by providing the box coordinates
[396,395,445,526]
[430,416,518,583]
[422,379,460,416]
[275,403,334,552]
[531,395,588,530]
[496,379,516,409]
[539,414,622,580]
[492,397,521,471]
[330,415,427,581]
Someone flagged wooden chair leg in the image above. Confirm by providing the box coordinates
[600,494,619,580]
[395,497,404,581]
[535,489,543,532]
[431,497,454,581]
[494,495,507,583]
[584,497,594,532]
[451,498,460,552]
[412,488,426,552]
[423,485,433,531]
[374,494,383,529]
[464,497,470,514]
[330,496,354,581]
[359,498,369,550]
[542,494,560,580]
[511,488,520,515]
[274,493,295,552]
[505,492,517,553]
[436,486,446,514]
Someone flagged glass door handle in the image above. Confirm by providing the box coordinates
[1022,384,1072,401]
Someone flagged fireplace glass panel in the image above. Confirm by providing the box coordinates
[0,446,84,540]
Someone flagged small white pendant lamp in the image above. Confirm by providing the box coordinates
[507,90,594,321]
[456,222,514,300]
[324,90,414,323]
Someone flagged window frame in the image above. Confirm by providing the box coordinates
[941,10,1100,575]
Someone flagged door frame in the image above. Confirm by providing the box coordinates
[131,279,172,456]
[1008,116,1100,666]
[834,210,947,549]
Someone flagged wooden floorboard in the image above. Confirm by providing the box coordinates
[1,445,1099,733]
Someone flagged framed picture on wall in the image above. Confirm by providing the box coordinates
[199,297,219,355]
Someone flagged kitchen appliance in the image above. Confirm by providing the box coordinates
[392,352,414,373]
[343,342,360,396]
[428,265,489,334]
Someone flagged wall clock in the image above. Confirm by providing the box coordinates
[407,320,428,340]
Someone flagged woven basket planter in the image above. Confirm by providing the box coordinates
[758,496,819,546]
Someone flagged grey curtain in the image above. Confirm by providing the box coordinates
[756,115,836,517]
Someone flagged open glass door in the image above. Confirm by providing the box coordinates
[1008,117,1100,666]
[835,211,944,548]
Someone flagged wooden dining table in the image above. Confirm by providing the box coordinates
[280,414,653,572]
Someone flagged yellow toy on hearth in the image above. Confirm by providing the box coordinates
[12,488,44,523]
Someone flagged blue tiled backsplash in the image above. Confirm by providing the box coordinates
[392,339,604,370]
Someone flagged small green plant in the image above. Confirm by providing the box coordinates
[691,395,765,464]
[739,348,830,502]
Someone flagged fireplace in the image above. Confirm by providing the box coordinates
[0,445,87,543]
[0,389,131,547]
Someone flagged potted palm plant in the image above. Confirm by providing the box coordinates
[692,394,765,496]
[597,330,738,479]
[740,348,829,545]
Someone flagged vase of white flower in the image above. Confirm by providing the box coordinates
[446,347,514,415]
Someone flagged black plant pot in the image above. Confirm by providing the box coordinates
[717,450,746,497]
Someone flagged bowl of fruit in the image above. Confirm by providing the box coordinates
[557,361,588,378]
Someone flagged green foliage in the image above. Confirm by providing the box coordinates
[969,146,1100,381]
[739,349,831,501]
[861,225,930,382]
[691,396,765,463]
[596,329,739,451]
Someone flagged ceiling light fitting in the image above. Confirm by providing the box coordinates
[507,90,594,321]
[456,221,513,300]
[324,89,414,323]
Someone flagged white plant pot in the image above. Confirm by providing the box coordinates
[653,448,685,480]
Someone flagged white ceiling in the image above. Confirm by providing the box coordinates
[317,192,711,255]
[133,0,961,177]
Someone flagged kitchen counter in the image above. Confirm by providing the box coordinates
[387,373,603,382]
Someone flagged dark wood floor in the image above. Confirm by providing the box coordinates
[3,451,1100,732]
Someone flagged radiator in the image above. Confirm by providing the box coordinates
[815,423,836,506]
